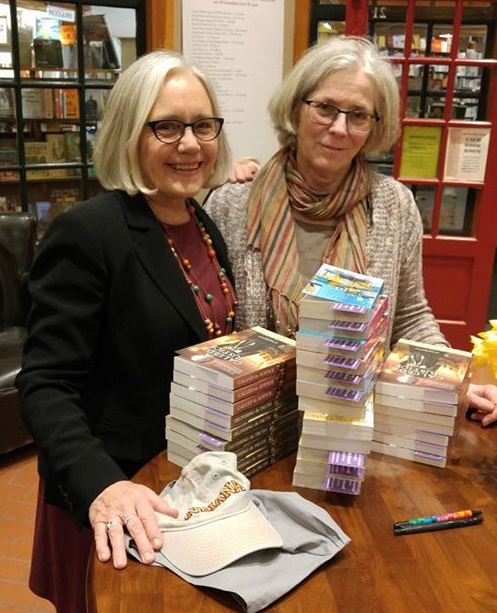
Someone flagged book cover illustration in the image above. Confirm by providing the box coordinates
[46,133,70,178]
[302,263,384,310]
[0,147,19,181]
[0,88,14,117]
[175,326,296,389]
[25,141,50,179]
[377,338,471,400]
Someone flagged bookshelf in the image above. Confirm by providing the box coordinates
[0,0,145,227]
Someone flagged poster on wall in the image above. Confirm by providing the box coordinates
[443,127,490,183]
[399,126,442,179]
[182,0,284,164]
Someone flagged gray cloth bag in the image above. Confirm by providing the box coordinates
[126,489,350,613]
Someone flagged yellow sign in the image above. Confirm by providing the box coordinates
[399,126,442,179]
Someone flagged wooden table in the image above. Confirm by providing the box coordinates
[87,422,497,613]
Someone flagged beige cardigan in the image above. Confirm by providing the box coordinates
[205,172,447,350]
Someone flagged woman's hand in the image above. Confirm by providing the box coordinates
[89,480,178,569]
[228,157,260,183]
[467,383,497,427]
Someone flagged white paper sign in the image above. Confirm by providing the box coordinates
[182,0,284,164]
[443,127,490,183]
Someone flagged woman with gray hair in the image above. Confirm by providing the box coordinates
[205,35,497,425]
[205,35,443,348]
[17,48,238,612]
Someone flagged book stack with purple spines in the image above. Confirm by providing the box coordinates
[293,450,366,495]
[165,326,300,477]
[292,263,389,494]
[373,338,472,468]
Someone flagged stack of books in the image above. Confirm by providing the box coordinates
[373,338,472,468]
[292,264,388,494]
[166,326,300,477]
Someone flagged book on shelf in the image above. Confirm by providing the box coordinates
[0,147,19,181]
[85,89,109,121]
[21,88,53,119]
[25,141,50,179]
[33,38,63,69]
[370,440,447,469]
[45,133,70,178]
[376,338,472,405]
[60,23,77,46]
[53,89,80,119]
[35,17,60,39]
[0,88,14,117]
[302,263,384,310]
[169,392,297,431]
[174,326,296,390]
[83,14,121,70]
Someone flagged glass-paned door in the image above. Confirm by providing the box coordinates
[368,0,497,349]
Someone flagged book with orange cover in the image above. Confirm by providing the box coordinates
[376,338,471,404]
[174,326,296,390]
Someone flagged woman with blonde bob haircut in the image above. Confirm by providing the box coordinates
[18,48,238,613]
[93,48,231,193]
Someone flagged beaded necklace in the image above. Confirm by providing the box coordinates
[158,204,237,338]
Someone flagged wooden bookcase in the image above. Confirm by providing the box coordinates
[0,0,146,228]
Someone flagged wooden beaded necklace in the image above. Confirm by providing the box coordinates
[158,204,237,338]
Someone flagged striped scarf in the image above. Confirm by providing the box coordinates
[247,147,370,336]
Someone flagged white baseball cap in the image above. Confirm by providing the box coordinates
[156,451,283,576]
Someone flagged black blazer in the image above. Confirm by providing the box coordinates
[16,190,234,526]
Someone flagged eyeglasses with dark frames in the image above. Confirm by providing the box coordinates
[302,100,379,134]
[147,117,224,144]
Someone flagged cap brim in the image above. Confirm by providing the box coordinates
[161,500,283,576]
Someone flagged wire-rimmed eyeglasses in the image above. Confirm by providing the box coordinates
[302,99,379,134]
[147,117,224,144]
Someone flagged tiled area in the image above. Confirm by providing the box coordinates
[0,446,54,613]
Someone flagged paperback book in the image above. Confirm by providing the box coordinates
[376,338,472,404]
[299,294,389,338]
[300,399,374,441]
[169,392,297,431]
[295,316,387,357]
[174,326,296,390]
[302,263,384,310]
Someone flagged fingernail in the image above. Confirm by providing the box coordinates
[153,538,162,549]
[143,551,154,563]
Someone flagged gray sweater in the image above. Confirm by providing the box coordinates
[204,172,447,350]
